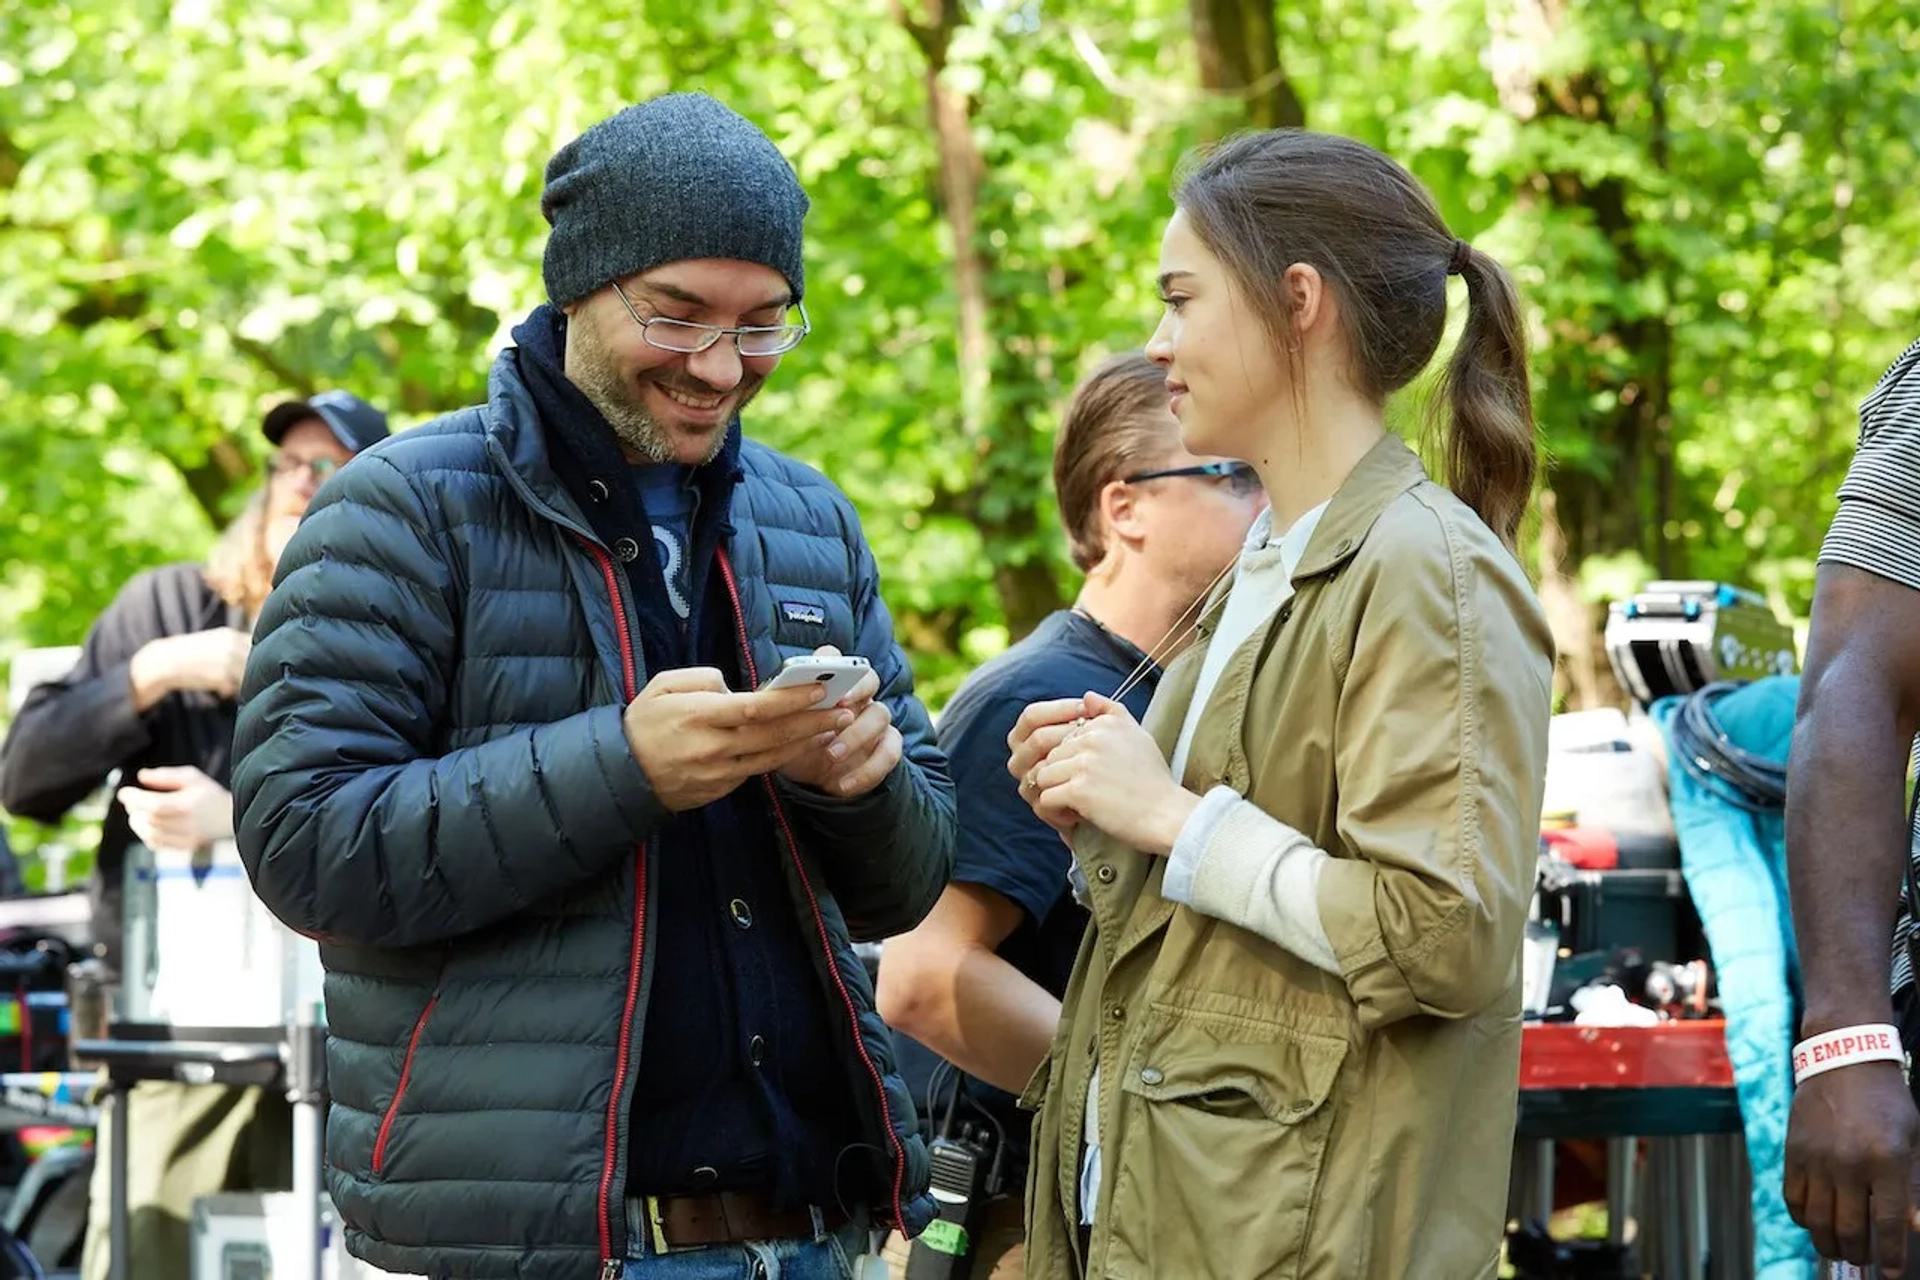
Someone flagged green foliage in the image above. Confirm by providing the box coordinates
[0,0,1916,866]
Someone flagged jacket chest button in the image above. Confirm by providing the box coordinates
[613,536,641,563]
[729,898,754,930]
[1139,1067,1164,1086]
[588,479,611,503]
[1107,1004,1125,1021]
[749,1034,767,1066]
[1095,864,1116,884]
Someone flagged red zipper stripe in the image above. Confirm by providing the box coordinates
[579,537,648,1267]
[716,550,911,1233]
[371,990,439,1175]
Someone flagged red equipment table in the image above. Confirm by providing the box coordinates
[1513,1020,1752,1280]
[1522,1021,1733,1091]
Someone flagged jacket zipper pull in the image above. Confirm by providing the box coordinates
[600,1259,622,1280]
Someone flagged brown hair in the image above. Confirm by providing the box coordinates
[1174,130,1536,546]
[1053,352,1179,572]
[203,487,275,621]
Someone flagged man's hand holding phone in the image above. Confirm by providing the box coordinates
[623,667,854,812]
[773,646,900,798]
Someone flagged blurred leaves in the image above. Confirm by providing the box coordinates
[0,0,1914,722]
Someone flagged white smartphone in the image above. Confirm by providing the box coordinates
[759,653,871,703]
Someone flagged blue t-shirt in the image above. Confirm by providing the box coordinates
[893,608,1159,1170]
[632,463,696,621]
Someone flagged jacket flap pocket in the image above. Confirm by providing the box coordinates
[1122,1003,1347,1125]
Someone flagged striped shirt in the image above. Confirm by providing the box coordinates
[1813,337,1920,994]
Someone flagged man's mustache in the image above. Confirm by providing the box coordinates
[643,371,759,400]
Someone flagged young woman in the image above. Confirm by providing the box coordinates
[1009,131,1555,1277]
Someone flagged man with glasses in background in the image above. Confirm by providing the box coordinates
[230,94,953,1280]
[875,351,1263,1279]
[0,388,385,1280]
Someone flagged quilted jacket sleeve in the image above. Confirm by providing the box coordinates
[231,452,665,949]
[773,503,954,941]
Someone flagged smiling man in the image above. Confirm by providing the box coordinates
[230,95,953,1280]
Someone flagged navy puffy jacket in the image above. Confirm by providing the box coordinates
[232,351,952,1279]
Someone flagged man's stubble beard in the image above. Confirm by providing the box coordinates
[569,320,762,467]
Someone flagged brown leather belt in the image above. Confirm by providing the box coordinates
[642,1189,846,1252]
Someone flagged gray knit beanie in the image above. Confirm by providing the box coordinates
[540,93,809,308]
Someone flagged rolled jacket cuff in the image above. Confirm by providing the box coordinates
[1162,785,1243,904]
[1316,856,1422,1027]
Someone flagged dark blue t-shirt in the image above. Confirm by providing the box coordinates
[623,459,860,1207]
[632,463,696,622]
[893,608,1158,1171]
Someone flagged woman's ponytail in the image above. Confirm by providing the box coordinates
[1435,244,1537,549]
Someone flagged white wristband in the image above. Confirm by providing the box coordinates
[1792,1024,1905,1086]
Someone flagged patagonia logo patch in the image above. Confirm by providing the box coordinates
[781,602,827,626]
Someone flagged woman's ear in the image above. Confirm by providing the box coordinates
[1285,262,1329,340]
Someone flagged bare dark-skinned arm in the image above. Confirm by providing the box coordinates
[1788,563,1920,1035]
[1784,561,1920,1268]
[876,883,1061,1097]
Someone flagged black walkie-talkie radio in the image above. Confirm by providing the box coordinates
[905,1127,996,1280]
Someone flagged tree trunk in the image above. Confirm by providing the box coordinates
[1190,0,1305,133]
[168,436,256,526]
[1490,0,1675,707]
[896,0,1063,640]
[1535,488,1624,710]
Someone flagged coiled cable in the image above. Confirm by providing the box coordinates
[1669,679,1787,811]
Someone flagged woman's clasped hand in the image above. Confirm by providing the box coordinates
[1006,692,1200,856]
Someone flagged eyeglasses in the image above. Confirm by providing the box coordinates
[268,454,343,481]
[1123,461,1263,498]
[612,285,811,357]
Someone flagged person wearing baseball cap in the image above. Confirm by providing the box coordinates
[0,387,388,1280]
[231,95,950,1279]
[260,388,390,454]
[256,391,388,565]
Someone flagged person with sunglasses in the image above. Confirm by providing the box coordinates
[875,352,1262,1280]
[230,94,955,1280]
[1123,458,1265,499]
[0,389,386,1280]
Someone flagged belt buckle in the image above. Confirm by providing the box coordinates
[644,1195,679,1256]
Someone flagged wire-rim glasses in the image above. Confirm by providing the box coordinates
[611,284,810,358]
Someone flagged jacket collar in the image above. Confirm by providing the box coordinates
[1288,432,1428,583]
[1191,433,1429,641]
[483,345,580,525]
[479,333,747,542]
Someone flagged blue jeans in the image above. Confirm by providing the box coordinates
[622,1200,865,1279]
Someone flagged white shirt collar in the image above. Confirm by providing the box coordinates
[1244,501,1332,577]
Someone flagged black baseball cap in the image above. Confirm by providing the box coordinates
[261,390,389,454]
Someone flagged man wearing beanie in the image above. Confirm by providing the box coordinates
[230,94,951,1279]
